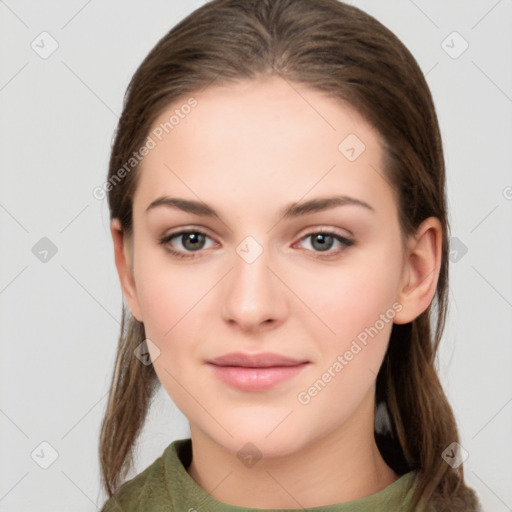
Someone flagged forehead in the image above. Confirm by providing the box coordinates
[134,76,393,220]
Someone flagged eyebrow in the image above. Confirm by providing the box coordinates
[145,194,375,219]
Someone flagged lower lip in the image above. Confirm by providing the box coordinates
[207,363,309,391]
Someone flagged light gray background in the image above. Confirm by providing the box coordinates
[1,1,511,510]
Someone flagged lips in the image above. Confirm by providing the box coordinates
[206,352,310,391]
[208,352,309,368]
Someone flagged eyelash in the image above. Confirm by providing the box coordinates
[158,228,354,260]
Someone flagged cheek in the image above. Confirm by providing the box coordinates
[133,241,210,340]
[133,251,221,398]
[134,261,207,411]
[293,260,398,423]
[290,243,402,407]
[294,245,402,341]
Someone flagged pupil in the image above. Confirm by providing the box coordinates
[184,232,204,250]
[313,234,333,251]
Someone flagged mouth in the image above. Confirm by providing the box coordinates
[206,352,310,391]
[208,352,309,367]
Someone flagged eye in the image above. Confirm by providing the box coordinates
[159,229,216,258]
[296,230,354,256]
[158,228,354,260]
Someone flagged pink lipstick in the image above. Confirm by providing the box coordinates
[207,352,309,391]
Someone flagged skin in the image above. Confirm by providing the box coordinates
[111,75,442,508]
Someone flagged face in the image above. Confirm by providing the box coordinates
[120,76,413,458]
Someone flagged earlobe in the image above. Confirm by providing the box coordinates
[393,217,443,325]
[110,219,143,322]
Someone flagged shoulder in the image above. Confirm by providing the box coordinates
[100,443,177,512]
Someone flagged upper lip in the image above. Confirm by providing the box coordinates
[207,352,309,368]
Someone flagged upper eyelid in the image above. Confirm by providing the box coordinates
[161,226,351,239]
[160,224,214,237]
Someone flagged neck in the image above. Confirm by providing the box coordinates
[186,390,398,509]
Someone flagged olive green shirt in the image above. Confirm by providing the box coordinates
[101,438,420,511]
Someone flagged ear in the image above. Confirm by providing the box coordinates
[110,218,143,322]
[393,217,443,325]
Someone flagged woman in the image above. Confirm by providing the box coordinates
[99,0,482,510]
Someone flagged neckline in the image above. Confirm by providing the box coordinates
[166,438,417,511]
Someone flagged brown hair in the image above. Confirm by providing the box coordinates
[99,1,480,510]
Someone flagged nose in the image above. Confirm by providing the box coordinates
[221,244,288,332]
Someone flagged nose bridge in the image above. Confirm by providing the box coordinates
[221,235,286,329]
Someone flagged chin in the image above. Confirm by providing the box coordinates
[201,414,316,461]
